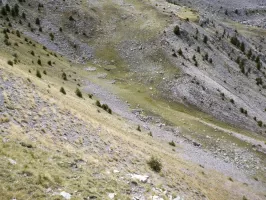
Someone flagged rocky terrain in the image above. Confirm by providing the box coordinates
[0,0,266,199]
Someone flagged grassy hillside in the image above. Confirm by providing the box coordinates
[0,0,266,199]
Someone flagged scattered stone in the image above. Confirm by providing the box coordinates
[8,158,17,165]
[60,191,71,200]
[108,193,116,199]
[130,174,149,183]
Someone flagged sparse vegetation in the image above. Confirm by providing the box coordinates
[147,156,162,172]
[169,141,176,147]
[174,25,180,36]
[60,87,66,95]
[7,60,13,66]
[75,88,82,98]
[36,70,42,78]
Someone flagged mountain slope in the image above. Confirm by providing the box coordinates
[0,0,266,199]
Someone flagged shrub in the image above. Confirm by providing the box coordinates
[101,104,109,111]
[69,16,74,21]
[16,30,20,37]
[173,25,180,36]
[257,121,263,127]
[178,48,183,56]
[137,125,141,132]
[203,35,208,43]
[88,94,93,99]
[75,88,82,98]
[61,72,67,80]
[169,141,176,147]
[96,100,101,107]
[43,70,47,75]
[35,18,40,25]
[22,12,26,19]
[48,60,52,65]
[36,70,41,78]
[60,87,66,95]
[107,108,112,114]
[7,60,13,66]
[31,51,35,56]
[147,156,162,172]
[240,42,245,52]
[37,59,42,65]
[49,33,54,41]
[1,7,7,16]
[230,99,234,104]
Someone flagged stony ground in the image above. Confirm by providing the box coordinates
[1,0,266,199]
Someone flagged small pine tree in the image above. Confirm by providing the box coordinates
[62,72,67,80]
[96,100,101,107]
[60,87,66,95]
[137,125,141,132]
[37,59,42,65]
[35,18,40,25]
[174,25,180,36]
[7,60,13,66]
[178,48,183,56]
[203,35,208,44]
[36,70,41,78]
[75,88,82,98]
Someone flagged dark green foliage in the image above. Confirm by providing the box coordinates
[5,4,10,12]
[230,99,234,104]
[36,18,40,25]
[22,12,26,19]
[69,16,74,21]
[203,35,208,44]
[240,42,245,52]
[178,48,183,56]
[43,70,47,75]
[257,121,263,127]
[59,27,63,32]
[4,39,11,46]
[204,53,208,61]
[256,77,262,85]
[1,7,7,16]
[137,125,141,132]
[31,51,35,56]
[48,60,52,65]
[107,108,112,114]
[242,196,248,200]
[7,60,13,66]
[49,33,54,41]
[101,104,109,111]
[240,108,247,115]
[256,62,261,71]
[247,49,252,59]
[37,59,42,65]
[96,100,101,107]
[88,94,93,99]
[196,46,200,53]
[169,141,176,147]
[39,27,42,32]
[60,87,66,95]
[174,25,180,36]
[75,88,82,98]
[230,36,240,47]
[62,72,67,80]
[147,156,162,172]
[36,70,41,78]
